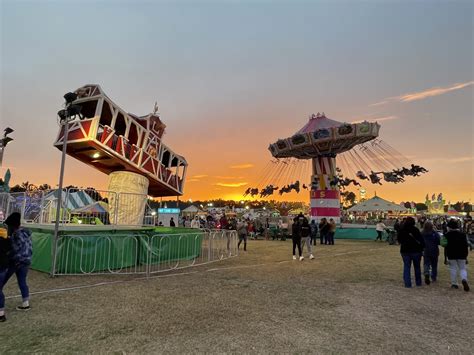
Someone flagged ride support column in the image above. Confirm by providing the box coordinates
[310,156,341,223]
[108,171,150,225]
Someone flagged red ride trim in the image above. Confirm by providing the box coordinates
[310,190,340,199]
[310,207,340,217]
[81,120,92,136]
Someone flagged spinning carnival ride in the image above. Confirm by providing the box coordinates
[245,113,427,223]
[54,84,187,224]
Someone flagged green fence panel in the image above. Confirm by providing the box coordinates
[139,233,204,265]
[29,227,205,273]
[30,232,52,273]
[55,234,139,273]
[335,228,376,240]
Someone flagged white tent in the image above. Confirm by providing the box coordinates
[348,195,407,213]
[44,190,96,210]
[182,205,201,215]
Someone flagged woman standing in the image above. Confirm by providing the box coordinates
[237,220,248,251]
[375,220,387,241]
[319,218,328,245]
[397,217,424,288]
[0,212,33,322]
[301,219,314,260]
[309,220,318,246]
[327,218,337,245]
[421,220,440,285]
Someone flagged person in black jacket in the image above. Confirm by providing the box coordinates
[291,218,303,261]
[319,218,329,245]
[0,227,12,322]
[444,219,469,291]
[397,217,425,288]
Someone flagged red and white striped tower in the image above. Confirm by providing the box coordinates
[268,113,380,224]
[310,155,341,223]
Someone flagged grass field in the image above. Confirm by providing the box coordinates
[1,239,473,354]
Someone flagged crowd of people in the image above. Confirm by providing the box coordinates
[396,216,470,291]
[0,209,470,322]
[290,213,337,261]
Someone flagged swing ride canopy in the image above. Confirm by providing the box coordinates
[269,113,380,159]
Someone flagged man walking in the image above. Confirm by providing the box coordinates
[292,218,303,261]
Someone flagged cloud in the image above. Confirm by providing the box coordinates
[215,175,244,179]
[215,182,248,188]
[368,100,389,107]
[372,115,399,122]
[369,81,473,106]
[229,164,254,169]
[352,115,399,123]
[451,156,474,163]
[187,178,200,182]
[399,81,473,102]
[192,174,208,179]
[416,156,473,164]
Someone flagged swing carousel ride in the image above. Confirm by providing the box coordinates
[244,113,427,223]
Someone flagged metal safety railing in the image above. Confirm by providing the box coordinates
[53,229,238,276]
[0,188,155,227]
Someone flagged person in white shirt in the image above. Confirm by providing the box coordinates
[375,221,387,241]
[190,216,201,229]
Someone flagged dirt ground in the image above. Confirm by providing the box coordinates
[1,239,473,354]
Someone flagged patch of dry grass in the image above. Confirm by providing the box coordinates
[1,240,473,354]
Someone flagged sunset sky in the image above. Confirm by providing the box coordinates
[1,1,472,203]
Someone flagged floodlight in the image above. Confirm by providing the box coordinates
[57,109,68,121]
[63,92,78,104]
[4,127,14,136]
[1,137,13,146]
[67,104,82,118]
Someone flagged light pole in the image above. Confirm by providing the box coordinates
[0,127,14,167]
[51,92,82,277]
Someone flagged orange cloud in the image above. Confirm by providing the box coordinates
[215,182,248,188]
[192,174,208,178]
[230,164,254,169]
[399,81,473,102]
[215,175,244,179]
[187,178,200,182]
[370,81,473,106]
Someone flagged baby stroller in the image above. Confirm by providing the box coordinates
[385,228,398,245]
